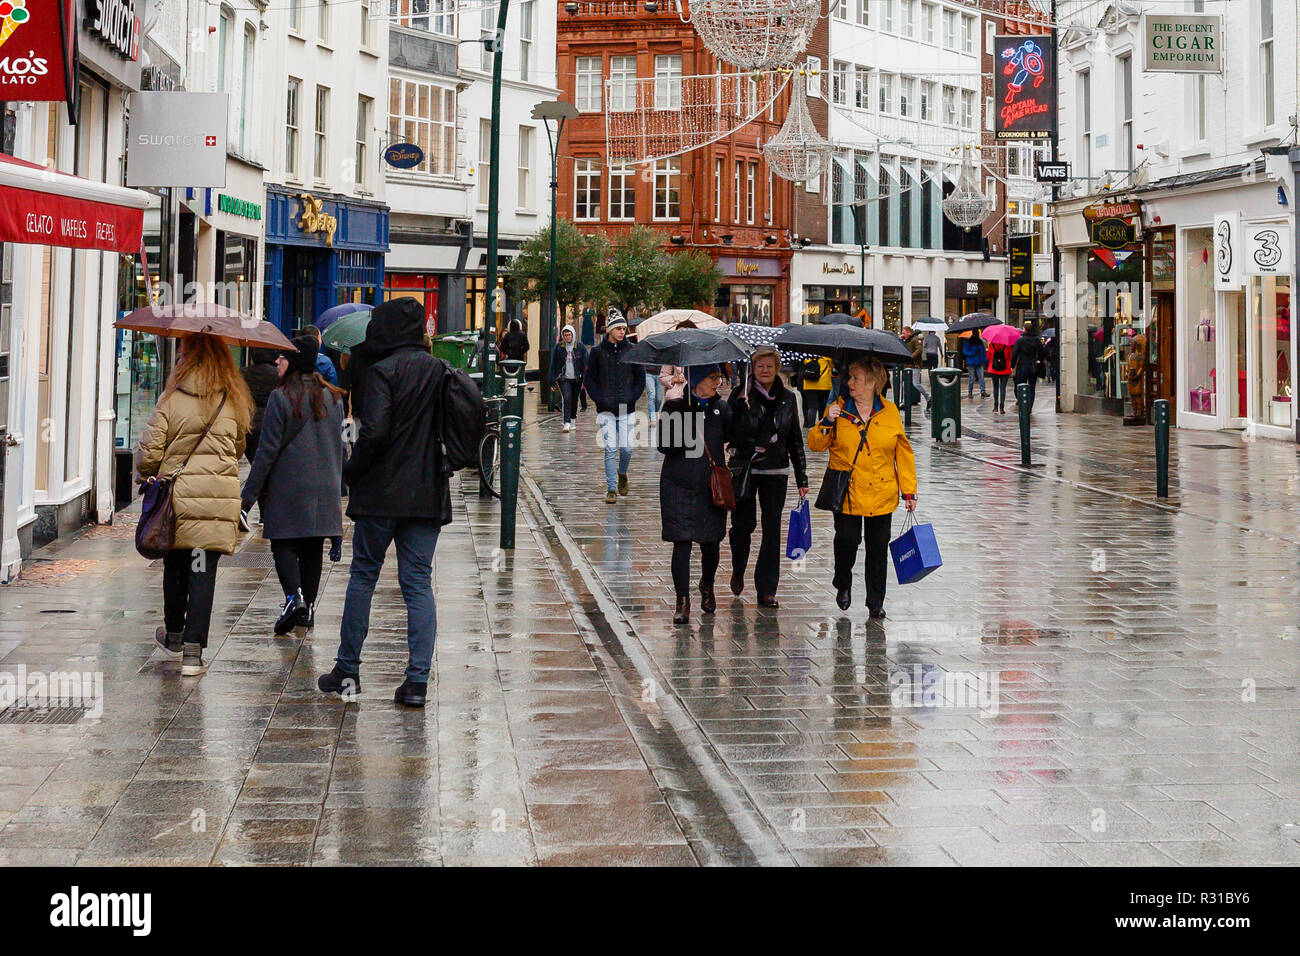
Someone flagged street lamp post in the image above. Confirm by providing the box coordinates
[479,0,510,410]
[532,100,579,412]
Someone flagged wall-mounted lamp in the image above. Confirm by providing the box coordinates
[764,235,778,245]
[798,236,813,248]
[1279,184,1289,206]
[669,235,685,245]
[644,0,659,10]
[563,1,579,12]
[721,234,733,245]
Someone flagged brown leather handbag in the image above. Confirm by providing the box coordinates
[704,442,736,510]
[135,393,227,559]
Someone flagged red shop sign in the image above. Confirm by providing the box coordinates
[0,0,78,104]
[0,155,145,253]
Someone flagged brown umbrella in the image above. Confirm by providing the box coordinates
[116,304,296,350]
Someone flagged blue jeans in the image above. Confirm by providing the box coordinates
[597,411,634,491]
[337,517,440,683]
[967,365,987,397]
[645,373,662,422]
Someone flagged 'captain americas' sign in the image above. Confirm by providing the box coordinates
[994,35,1057,140]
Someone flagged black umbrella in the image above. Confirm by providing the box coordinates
[820,312,864,326]
[773,323,911,365]
[947,311,1002,334]
[620,327,752,368]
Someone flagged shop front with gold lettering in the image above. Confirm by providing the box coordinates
[715,255,786,326]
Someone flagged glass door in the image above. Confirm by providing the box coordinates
[1223,291,1247,425]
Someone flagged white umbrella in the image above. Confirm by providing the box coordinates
[724,323,818,363]
[634,309,726,338]
[910,318,949,333]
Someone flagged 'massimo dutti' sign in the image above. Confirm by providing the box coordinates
[1143,13,1222,73]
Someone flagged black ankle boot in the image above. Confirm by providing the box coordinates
[394,680,428,707]
[729,569,744,596]
[673,596,690,625]
[275,589,309,635]
[699,585,716,614]
[836,588,851,611]
[318,665,361,698]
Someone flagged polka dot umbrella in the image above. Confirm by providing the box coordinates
[724,322,818,364]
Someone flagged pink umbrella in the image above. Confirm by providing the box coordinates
[982,324,1023,347]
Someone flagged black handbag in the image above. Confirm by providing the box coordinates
[813,419,867,514]
[729,458,752,500]
[136,393,227,559]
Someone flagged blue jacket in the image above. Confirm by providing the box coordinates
[962,339,986,368]
[549,341,588,385]
[316,351,339,385]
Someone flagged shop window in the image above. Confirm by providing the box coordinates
[882,286,902,332]
[1182,227,1215,413]
[911,287,931,323]
[574,158,601,220]
[1253,275,1289,426]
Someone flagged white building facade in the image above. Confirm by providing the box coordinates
[793,0,1004,330]
[1052,0,1296,440]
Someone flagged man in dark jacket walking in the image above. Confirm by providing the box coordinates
[583,312,644,503]
[318,297,452,707]
[1012,322,1045,412]
[241,348,281,465]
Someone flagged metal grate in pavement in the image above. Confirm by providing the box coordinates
[0,704,88,725]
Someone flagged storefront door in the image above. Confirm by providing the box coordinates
[1223,291,1247,425]
[1153,290,1176,424]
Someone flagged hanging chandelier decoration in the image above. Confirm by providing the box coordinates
[690,0,822,70]
[942,147,995,231]
[763,67,832,185]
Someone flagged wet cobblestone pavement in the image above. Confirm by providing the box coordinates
[2,385,1298,865]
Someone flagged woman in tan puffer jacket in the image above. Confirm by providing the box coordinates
[136,333,254,676]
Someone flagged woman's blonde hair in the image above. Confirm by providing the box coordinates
[750,346,782,379]
[162,333,255,432]
[847,356,890,396]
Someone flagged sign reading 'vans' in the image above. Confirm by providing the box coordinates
[49,886,151,936]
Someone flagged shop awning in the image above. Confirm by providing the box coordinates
[0,154,149,254]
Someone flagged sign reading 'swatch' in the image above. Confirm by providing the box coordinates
[85,0,140,61]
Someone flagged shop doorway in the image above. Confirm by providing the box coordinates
[1224,291,1247,425]
[1152,290,1176,424]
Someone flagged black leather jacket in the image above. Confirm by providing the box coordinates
[726,376,809,489]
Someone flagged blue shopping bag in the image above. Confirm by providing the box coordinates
[786,498,812,560]
[889,512,942,584]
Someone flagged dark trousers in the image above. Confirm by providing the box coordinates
[729,474,788,597]
[579,386,589,411]
[671,541,720,598]
[802,389,830,428]
[1015,372,1037,410]
[162,549,222,647]
[832,512,893,612]
[991,374,1010,410]
[245,429,261,466]
[558,378,580,423]
[271,537,324,605]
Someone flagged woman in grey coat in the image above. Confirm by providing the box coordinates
[241,335,346,634]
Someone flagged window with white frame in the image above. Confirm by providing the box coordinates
[942,84,956,125]
[517,126,533,209]
[920,80,934,122]
[609,165,635,219]
[767,169,773,221]
[961,14,974,53]
[1008,200,1051,254]
[478,118,490,203]
[899,76,914,117]
[575,56,601,112]
[360,0,371,46]
[832,61,849,106]
[480,5,493,71]
[519,1,534,83]
[833,0,847,19]
[389,0,456,36]
[240,24,254,155]
[575,159,601,220]
[608,55,636,112]
[1118,53,1133,172]
[960,88,974,129]
[855,66,871,110]
[290,0,301,32]
[901,0,915,38]
[856,0,869,25]
[882,0,895,32]
[714,158,723,220]
[746,162,756,224]
[942,8,956,48]
[356,95,371,188]
[922,2,935,42]
[389,77,456,176]
[319,0,331,44]
[1193,73,1207,144]
[1259,0,1275,127]
[806,55,821,98]
[217,6,232,92]
[1079,69,1092,179]
[733,160,742,222]
[654,55,682,110]
[286,77,301,176]
[654,157,680,220]
[879,72,894,114]
[314,85,329,180]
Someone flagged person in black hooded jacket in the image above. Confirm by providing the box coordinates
[726,347,809,607]
[319,296,451,709]
[241,348,281,465]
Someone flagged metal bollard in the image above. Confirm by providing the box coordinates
[891,365,902,408]
[1016,382,1031,466]
[903,369,914,427]
[499,359,526,549]
[1154,398,1170,497]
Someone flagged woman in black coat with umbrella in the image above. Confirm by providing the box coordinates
[658,364,736,625]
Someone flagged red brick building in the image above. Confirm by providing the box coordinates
[556,1,795,324]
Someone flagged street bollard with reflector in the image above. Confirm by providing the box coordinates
[499,359,525,549]
[891,365,902,410]
[1154,399,1170,497]
[1016,382,1031,466]
[903,368,914,427]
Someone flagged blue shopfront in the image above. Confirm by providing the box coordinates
[263,186,390,333]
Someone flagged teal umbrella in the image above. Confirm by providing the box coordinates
[320,310,371,353]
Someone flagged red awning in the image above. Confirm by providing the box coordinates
[0,153,148,254]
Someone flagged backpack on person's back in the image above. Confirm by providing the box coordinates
[437,365,487,474]
[990,344,1010,373]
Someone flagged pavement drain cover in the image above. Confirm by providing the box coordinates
[0,704,88,725]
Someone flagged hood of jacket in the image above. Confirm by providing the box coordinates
[366,297,426,359]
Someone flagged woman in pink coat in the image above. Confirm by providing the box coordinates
[657,318,697,402]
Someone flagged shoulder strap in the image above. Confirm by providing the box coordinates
[174,391,227,477]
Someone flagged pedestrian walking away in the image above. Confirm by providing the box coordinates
[727,347,809,607]
[302,323,340,386]
[500,318,530,363]
[583,311,645,503]
[924,331,942,370]
[659,365,736,625]
[987,336,1014,414]
[240,347,280,468]
[809,357,917,618]
[903,327,932,414]
[240,334,346,636]
[800,355,833,429]
[549,324,588,431]
[136,332,254,676]
[962,331,989,399]
[318,297,453,708]
[1013,320,1045,412]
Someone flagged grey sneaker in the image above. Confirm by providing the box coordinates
[181,643,206,677]
[154,626,182,656]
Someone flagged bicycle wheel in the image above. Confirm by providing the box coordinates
[478,430,501,499]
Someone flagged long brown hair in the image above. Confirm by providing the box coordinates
[281,368,347,420]
[162,333,254,432]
